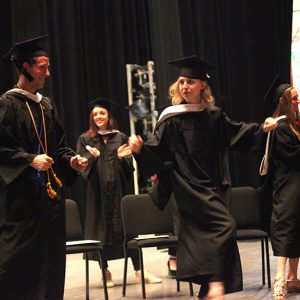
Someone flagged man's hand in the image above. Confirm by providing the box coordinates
[117,144,132,159]
[70,155,88,172]
[129,134,144,154]
[263,117,278,132]
[30,154,54,171]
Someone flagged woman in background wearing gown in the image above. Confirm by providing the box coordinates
[129,55,277,300]
[77,98,161,287]
[263,77,300,300]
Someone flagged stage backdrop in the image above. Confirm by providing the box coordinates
[0,0,293,208]
[292,0,300,90]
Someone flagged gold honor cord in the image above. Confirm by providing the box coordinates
[25,101,62,198]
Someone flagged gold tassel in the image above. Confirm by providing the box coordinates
[51,169,62,188]
[46,182,58,199]
[26,101,64,199]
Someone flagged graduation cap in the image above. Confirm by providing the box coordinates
[4,35,49,81]
[264,75,292,114]
[86,97,120,113]
[4,35,49,64]
[168,55,217,80]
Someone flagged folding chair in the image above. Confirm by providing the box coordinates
[230,187,271,288]
[65,198,109,300]
[121,193,193,298]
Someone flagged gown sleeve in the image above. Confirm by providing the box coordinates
[148,163,174,210]
[76,134,97,180]
[0,94,78,187]
[134,119,175,208]
[223,112,265,153]
[134,118,174,179]
[117,134,134,179]
[273,124,300,169]
[0,96,36,185]
[43,97,79,186]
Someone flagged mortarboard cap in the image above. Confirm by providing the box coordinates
[4,35,49,82]
[4,35,49,66]
[86,97,120,113]
[264,75,292,113]
[168,55,217,80]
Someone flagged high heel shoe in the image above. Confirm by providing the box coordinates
[273,277,285,300]
[167,258,177,278]
[103,268,114,288]
[136,269,162,283]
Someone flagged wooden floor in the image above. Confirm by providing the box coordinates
[64,240,300,299]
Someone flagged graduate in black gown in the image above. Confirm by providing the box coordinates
[263,76,300,300]
[76,98,162,287]
[0,36,88,300]
[129,55,277,299]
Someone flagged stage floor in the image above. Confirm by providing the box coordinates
[64,240,300,299]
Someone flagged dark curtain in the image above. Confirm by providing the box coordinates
[0,0,292,206]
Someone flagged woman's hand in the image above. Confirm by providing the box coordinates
[86,145,100,158]
[117,144,132,159]
[263,117,278,132]
[129,134,144,154]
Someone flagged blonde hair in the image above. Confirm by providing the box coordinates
[168,78,215,107]
[273,87,300,140]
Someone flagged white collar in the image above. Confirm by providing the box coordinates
[259,115,287,176]
[275,115,287,121]
[6,88,43,103]
[157,103,205,123]
[98,129,119,136]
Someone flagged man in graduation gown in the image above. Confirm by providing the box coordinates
[129,55,277,299]
[0,35,88,300]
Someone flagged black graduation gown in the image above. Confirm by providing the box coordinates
[268,119,300,257]
[0,91,78,300]
[77,132,134,261]
[137,106,264,294]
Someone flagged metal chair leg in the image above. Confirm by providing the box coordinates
[189,282,194,296]
[261,239,265,285]
[265,238,271,289]
[122,247,129,297]
[85,253,89,300]
[139,248,146,299]
[98,251,108,300]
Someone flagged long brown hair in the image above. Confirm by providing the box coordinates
[85,106,118,138]
[273,87,300,140]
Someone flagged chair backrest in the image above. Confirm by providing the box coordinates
[121,194,174,237]
[230,186,261,229]
[65,198,84,241]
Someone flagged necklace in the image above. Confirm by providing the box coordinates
[25,100,62,198]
